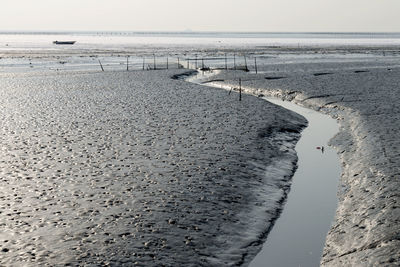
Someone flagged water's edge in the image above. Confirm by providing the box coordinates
[249,97,340,267]
[183,70,341,266]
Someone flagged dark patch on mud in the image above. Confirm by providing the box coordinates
[257,125,304,138]
[171,70,198,80]
[202,79,225,84]
[313,72,333,76]
[354,70,369,73]
[265,76,286,80]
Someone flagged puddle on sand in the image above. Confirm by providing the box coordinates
[249,97,341,267]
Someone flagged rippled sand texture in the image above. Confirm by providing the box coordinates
[0,70,306,266]
[204,60,400,266]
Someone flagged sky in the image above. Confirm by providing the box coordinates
[1,0,400,32]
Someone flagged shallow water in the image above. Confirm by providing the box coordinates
[250,98,341,267]
[2,32,400,51]
[2,32,400,75]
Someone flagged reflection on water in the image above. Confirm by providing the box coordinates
[250,98,341,267]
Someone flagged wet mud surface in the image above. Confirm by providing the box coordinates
[0,70,306,266]
[205,60,400,266]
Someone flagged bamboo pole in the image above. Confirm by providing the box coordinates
[239,78,242,101]
[98,59,104,71]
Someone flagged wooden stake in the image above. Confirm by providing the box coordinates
[142,57,145,70]
[225,53,227,70]
[153,54,156,70]
[126,56,129,71]
[195,55,198,69]
[255,57,258,74]
[187,59,189,69]
[98,59,104,71]
[167,56,169,69]
[244,55,248,71]
[234,53,236,70]
[239,78,242,101]
[177,57,180,69]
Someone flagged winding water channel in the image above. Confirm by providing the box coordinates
[187,72,342,266]
[250,97,341,267]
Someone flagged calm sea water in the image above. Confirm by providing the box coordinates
[1,31,400,50]
[1,32,400,73]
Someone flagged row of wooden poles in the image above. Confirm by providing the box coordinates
[187,54,258,73]
[98,55,248,102]
[97,54,259,73]
[98,56,246,102]
[97,55,247,102]
[98,55,182,72]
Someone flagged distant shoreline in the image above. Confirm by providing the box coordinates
[1,31,400,38]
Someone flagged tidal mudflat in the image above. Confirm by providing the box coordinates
[203,59,400,266]
[1,42,400,266]
[0,70,306,266]
[189,72,341,267]
[245,98,340,267]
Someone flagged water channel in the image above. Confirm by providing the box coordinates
[249,97,341,267]
[187,72,341,267]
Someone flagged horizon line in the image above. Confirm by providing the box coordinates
[1,30,400,34]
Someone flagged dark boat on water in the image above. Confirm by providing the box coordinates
[53,41,76,45]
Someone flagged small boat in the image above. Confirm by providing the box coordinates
[53,41,76,45]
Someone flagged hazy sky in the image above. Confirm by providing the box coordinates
[1,0,399,32]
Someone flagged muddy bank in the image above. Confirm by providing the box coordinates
[188,71,342,266]
[201,64,400,266]
[248,98,340,267]
[0,69,306,266]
